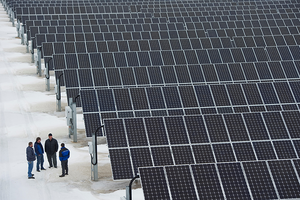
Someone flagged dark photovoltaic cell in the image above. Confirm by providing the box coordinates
[224,114,249,141]
[184,115,209,143]
[204,115,229,142]
[130,148,153,175]
[262,112,289,139]
[243,113,269,140]
[83,113,102,137]
[166,165,198,200]
[253,141,277,160]
[139,167,171,200]
[273,141,297,159]
[213,143,236,162]
[192,145,215,164]
[233,142,256,161]
[282,111,300,138]
[144,117,168,145]
[268,160,300,199]
[218,163,251,200]
[151,147,174,166]
[105,119,127,148]
[243,161,278,199]
[109,149,133,180]
[172,145,194,165]
[191,164,224,199]
[165,117,189,145]
[125,118,148,147]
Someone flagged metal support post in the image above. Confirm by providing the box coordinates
[11,10,15,26]
[91,132,98,181]
[31,41,35,64]
[37,47,41,76]
[8,8,10,21]
[16,19,20,38]
[56,73,63,112]
[126,175,140,200]
[45,58,51,91]
[89,125,103,181]
[21,25,25,45]
[68,98,74,138]
[71,97,77,143]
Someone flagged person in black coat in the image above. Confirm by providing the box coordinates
[26,142,36,179]
[44,133,58,168]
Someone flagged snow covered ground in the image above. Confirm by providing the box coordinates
[0,6,143,200]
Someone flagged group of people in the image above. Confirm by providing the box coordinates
[26,133,70,179]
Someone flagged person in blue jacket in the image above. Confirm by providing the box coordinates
[34,137,46,172]
[59,143,70,177]
[26,142,36,179]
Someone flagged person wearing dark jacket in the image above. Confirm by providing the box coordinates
[59,143,70,177]
[26,142,36,179]
[45,133,58,168]
[34,137,46,172]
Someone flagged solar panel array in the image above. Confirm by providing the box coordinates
[6,0,300,199]
[139,160,300,200]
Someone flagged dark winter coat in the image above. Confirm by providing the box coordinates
[45,138,58,155]
[59,147,70,161]
[34,142,44,155]
[26,146,36,161]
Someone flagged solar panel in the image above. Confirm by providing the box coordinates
[103,109,300,180]
[139,159,300,200]
[10,1,300,199]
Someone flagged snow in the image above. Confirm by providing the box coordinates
[0,7,144,200]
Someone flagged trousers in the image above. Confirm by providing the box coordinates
[28,161,33,177]
[36,154,44,171]
[61,160,68,176]
[46,153,57,168]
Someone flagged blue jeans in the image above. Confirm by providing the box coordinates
[28,161,33,177]
[36,154,44,171]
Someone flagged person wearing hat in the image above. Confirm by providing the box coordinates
[44,133,58,168]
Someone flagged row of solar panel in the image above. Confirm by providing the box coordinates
[110,142,300,181]
[20,7,299,25]
[7,0,298,5]
[168,13,300,24]
[182,19,300,30]
[25,12,300,35]
[139,160,300,200]
[61,61,300,89]
[135,2,299,9]
[81,101,300,126]
[153,8,300,17]
[15,6,130,17]
[207,26,300,38]
[40,36,300,56]
[14,3,297,16]
[26,16,300,42]
[21,12,152,25]
[140,5,296,13]
[12,1,291,11]
[35,27,300,49]
[30,23,185,43]
[26,17,168,38]
[47,46,300,69]
[28,20,300,45]
[80,82,300,115]
[14,4,259,19]
[24,9,300,30]
[104,112,300,146]
[12,0,299,10]
[25,12,300,34]
[103,111,300,178]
